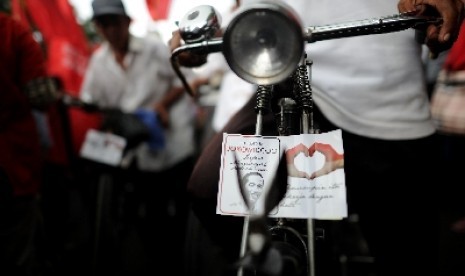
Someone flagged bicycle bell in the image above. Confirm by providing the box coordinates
[222,1,304,85]
[178,5,222,43]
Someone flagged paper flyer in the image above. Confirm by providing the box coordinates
[216,130,347,219]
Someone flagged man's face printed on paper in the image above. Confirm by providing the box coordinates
[245,174,264,203]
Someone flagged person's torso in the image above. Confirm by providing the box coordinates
[0,14,45,195]
[82,36,196,171]
[278,0,435,139]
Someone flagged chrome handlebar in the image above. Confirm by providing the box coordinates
[171,1,441,96]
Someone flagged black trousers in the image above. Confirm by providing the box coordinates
[314,107,440,276]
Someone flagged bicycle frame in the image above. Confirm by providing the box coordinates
[171,2,441,275]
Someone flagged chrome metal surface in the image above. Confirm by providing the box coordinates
[172,3,441,87]
[178,5,222,43]
[222,1,304,85]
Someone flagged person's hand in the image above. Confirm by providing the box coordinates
[169,30,208,67]
[285,143,344,180]
[397,0,464,58]
[189,77,210,100]
[168,29,182,52]
[307,143,344,179]
[286,143,312,179]
[154,103,170,128]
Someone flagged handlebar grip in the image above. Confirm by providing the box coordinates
[61,94,101,112]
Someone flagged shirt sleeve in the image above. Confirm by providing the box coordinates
[13,19,48,84]
[79,52,102,103]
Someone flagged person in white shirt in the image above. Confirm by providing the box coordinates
[209,1,256,132]
[207,54,256,133]
[79,0,207,274]
[174,0,464,276]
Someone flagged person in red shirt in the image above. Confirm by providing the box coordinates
[0,11,54,275]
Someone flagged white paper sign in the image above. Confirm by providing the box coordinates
[216,130,347,220]
[80,129,127,166]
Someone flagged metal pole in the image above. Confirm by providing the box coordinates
[238,99,265,276]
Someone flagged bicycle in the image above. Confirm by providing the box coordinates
[62,94,167,274]
[170,2,441,276]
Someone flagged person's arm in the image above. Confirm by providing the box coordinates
[79,53,102,105]
[154,85,184,128]
[12,15,57,110]
[169,30,208,68]
[154,77,209,127]
[397,0,464,58]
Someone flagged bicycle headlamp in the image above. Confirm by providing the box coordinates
[222,1,305,85]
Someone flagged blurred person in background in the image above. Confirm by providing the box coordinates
[208,0,256,134]
[0,11,58,276]
[194,0,256,144]
[432,16,465,276]
[79,0,207,274]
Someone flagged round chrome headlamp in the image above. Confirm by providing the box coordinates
[222,1,304,85]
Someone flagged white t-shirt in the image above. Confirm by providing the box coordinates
[206,5,257,132]
[233,0,435,140]
[80,35,197,171]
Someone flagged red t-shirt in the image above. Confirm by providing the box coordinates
[0,12,46,196]
[443,20,465,71]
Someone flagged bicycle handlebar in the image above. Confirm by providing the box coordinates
[304,13,442,43]
[171,3,442,93]
[61,94,101,113]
